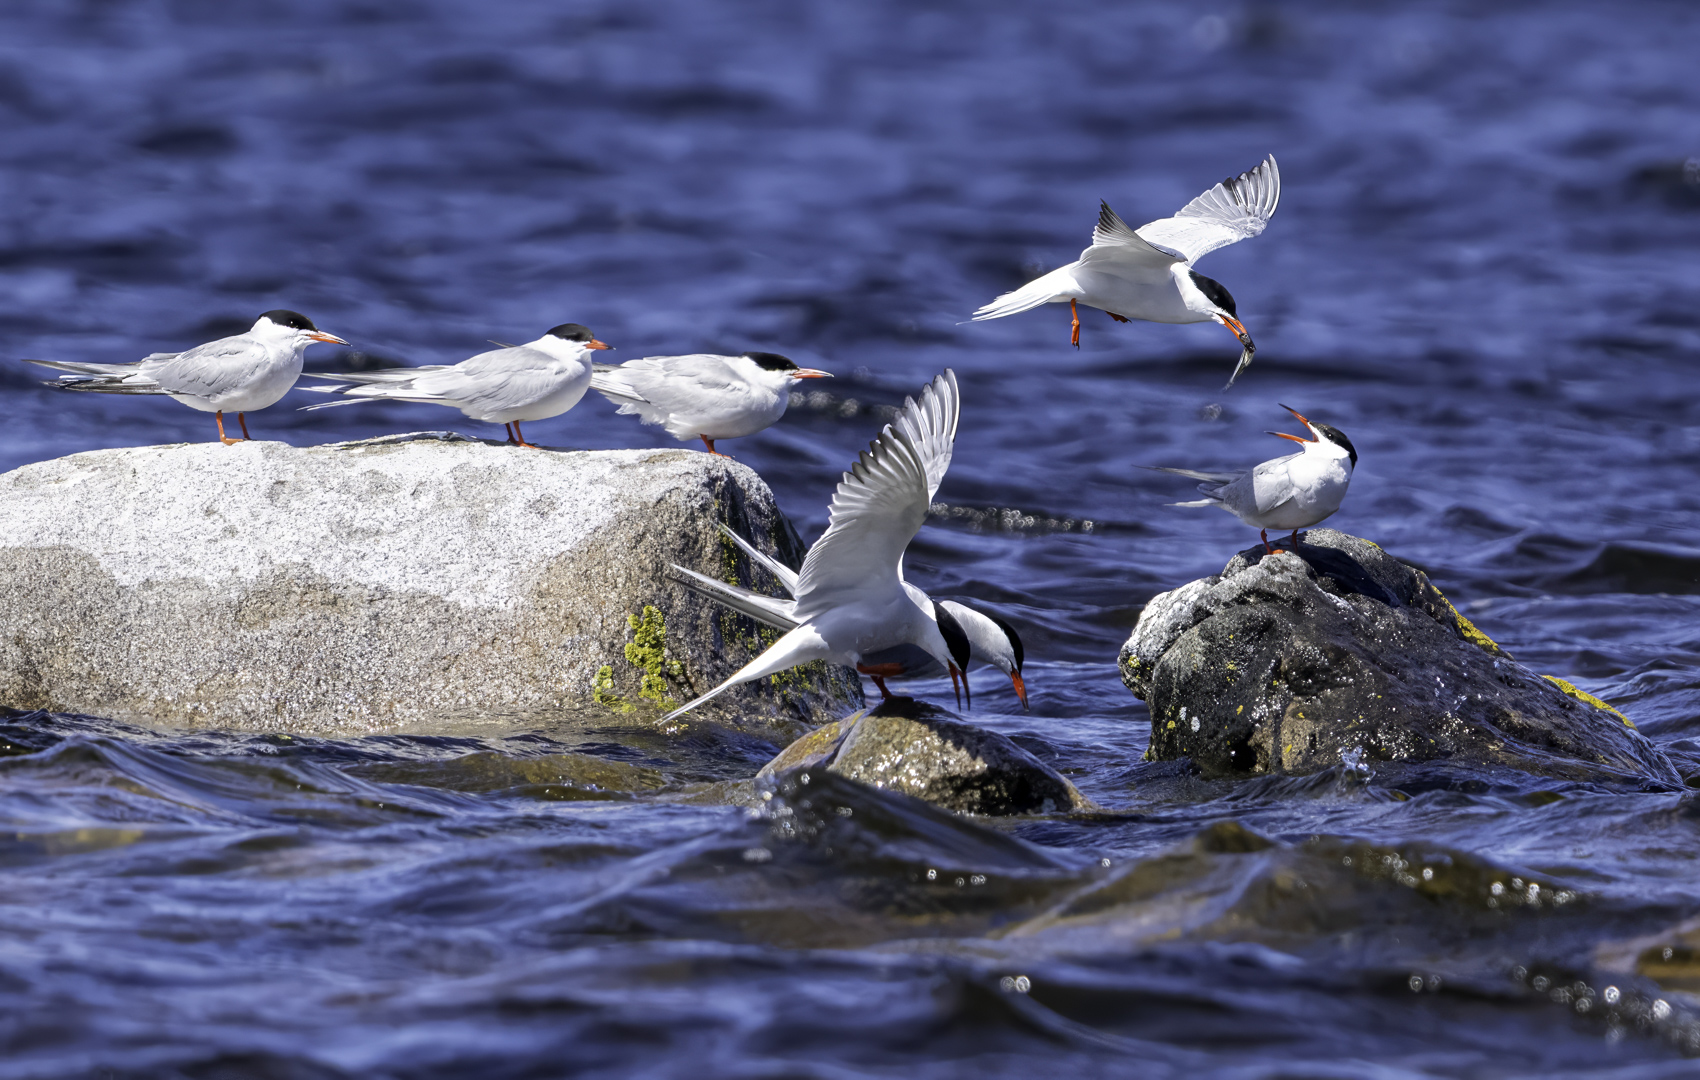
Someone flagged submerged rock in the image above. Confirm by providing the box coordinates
[1119,529,1679,785]
[758,698,1093,816]
[0,433,860,736]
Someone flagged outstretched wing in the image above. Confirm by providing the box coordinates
[1075,200,1187,281]
[1134,154,1280,265]
[792,371,959,619]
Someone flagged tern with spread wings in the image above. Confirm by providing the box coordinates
[661,371,970,722]
[1147,404,1356,554]
[671,523,1029,709]
[299,323,620,447]
[20,310,347,445]
[973,155,1279,388]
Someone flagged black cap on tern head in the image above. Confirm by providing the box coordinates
[1187,271,1237,318]
[743,351,798,372]
[546,323,596,342]
[986,612,1025,673]
[260,310,318,332]
[933,601,972,674]
[1313,422,1357,468]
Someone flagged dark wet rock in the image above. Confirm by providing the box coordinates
[0,433,861,737]
[1119,529,1680,786]
[757,699,1094,816]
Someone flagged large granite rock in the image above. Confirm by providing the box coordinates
[758,699,1093,815]
[0,432,861,736]
[1119,529,1679,785]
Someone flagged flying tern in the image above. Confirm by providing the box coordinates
[1147,404,1356,554]
[299,323,620,447]
[972,154,1279,388]
[20,310,347,444]
[591,350,831,456]
[660,371,969,721]
[672,523,1030,708]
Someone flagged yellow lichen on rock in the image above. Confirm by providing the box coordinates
[1542,675,1635,729]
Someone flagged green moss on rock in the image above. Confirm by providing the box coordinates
[595,605,683,712]
[624,605,682,707]
[592,664,635,713]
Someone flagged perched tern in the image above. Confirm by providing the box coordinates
[1147,404,1356,554]
[972,154,1279,388]
[672,523,1030,709]
[660,371,969,721]
[299,323,618,447]
[20,310,347,444]
[591,351,832,456]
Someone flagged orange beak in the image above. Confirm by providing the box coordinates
[309,331,350,346]
[1010,670,1028,711]
[587,339,612,351]
[791,369,833,379]
[1268,403,1316,444]
[1215,313,1252,347]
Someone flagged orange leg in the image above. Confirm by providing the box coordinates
[238,413,252,440]
[1070,298,1081,348]
[215,411,239,446]
[699,435,724,456]
[1261,529,1275,555]
[857,662,904,702]
[512,421,536,448]
[1289,529,1300,550]
[503,423,517,445]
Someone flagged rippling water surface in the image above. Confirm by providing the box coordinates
[3,1,1700,1075]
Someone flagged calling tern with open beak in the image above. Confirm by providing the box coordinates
[1146,403,1356,554]
[972,155,1279,389]
[20,310,347,445]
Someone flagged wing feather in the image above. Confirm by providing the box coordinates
[1089,201,1187,261]
[1134,154,1280,265]
[140,337,275,399]
[792,371,958,618]
[719,524,799,594]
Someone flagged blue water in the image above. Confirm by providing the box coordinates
[4,1,1700,1075]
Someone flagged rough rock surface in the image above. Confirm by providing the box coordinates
[758,699,1093,815]
[0,433,861,735]
[1119,529,1679,785]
